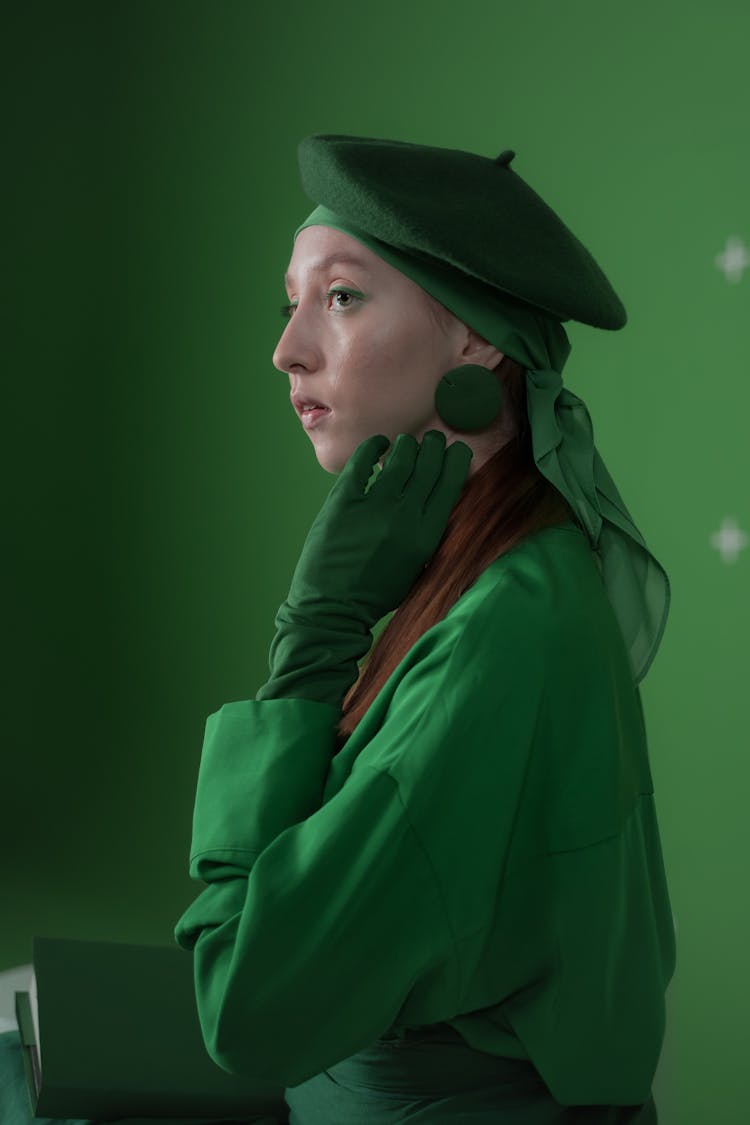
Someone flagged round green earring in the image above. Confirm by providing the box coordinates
[434,364,503,431]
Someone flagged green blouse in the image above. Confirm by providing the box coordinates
[173,521,675,1108]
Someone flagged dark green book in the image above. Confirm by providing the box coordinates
[13,935,288,1123]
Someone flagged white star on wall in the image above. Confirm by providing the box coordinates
[714,235,750,283]
[710,517,749,563]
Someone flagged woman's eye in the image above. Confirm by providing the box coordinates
[330,289,356,310]
[279,288,363,320]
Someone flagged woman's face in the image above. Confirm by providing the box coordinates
[272,225,504,474]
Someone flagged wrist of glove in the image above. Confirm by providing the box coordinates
[255,430,472,711]
[255,599,373,709]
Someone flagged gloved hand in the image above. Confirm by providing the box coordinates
[255,430,473,709]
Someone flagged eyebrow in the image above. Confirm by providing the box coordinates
[284,251,373,288]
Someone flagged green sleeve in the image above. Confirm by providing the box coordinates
[181,697,341,876]
[173,698,461,1089]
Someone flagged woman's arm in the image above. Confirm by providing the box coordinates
[174,433,478,1084]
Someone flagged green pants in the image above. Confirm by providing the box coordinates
[284,1026,657,1124]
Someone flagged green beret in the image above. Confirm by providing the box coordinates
[295,133,626,331]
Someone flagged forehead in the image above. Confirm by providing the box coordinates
[284,226,380,287]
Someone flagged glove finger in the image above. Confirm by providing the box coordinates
[424,439,473,523]
[340,434,392,496]
[375,433,419,497]
[406,429,446,508]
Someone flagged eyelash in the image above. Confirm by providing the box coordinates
[280,288,362,319]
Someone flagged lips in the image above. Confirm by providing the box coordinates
[291,393,331,416]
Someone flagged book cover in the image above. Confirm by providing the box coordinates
[13,935,289,1122]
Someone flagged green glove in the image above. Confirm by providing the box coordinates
[256,430,473,709]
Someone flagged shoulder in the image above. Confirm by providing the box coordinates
[434,522,620,677]
[352,522,627,751]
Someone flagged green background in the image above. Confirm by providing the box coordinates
[4,2,749,1122]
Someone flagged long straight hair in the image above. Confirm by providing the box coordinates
[337,356,574,741]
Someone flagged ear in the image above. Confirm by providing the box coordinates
[459,327,504,370]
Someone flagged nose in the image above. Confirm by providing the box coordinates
[272,310,318,376]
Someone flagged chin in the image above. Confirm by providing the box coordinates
[311,444,346,475]
[307,428,359,475]
[311,430,389,476]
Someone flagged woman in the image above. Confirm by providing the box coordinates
[173,134,675,1123]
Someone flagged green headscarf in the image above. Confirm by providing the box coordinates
[292,203,670,684]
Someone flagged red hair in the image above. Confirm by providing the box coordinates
[337,355,574,742]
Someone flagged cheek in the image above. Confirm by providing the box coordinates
[337,314,439,401]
